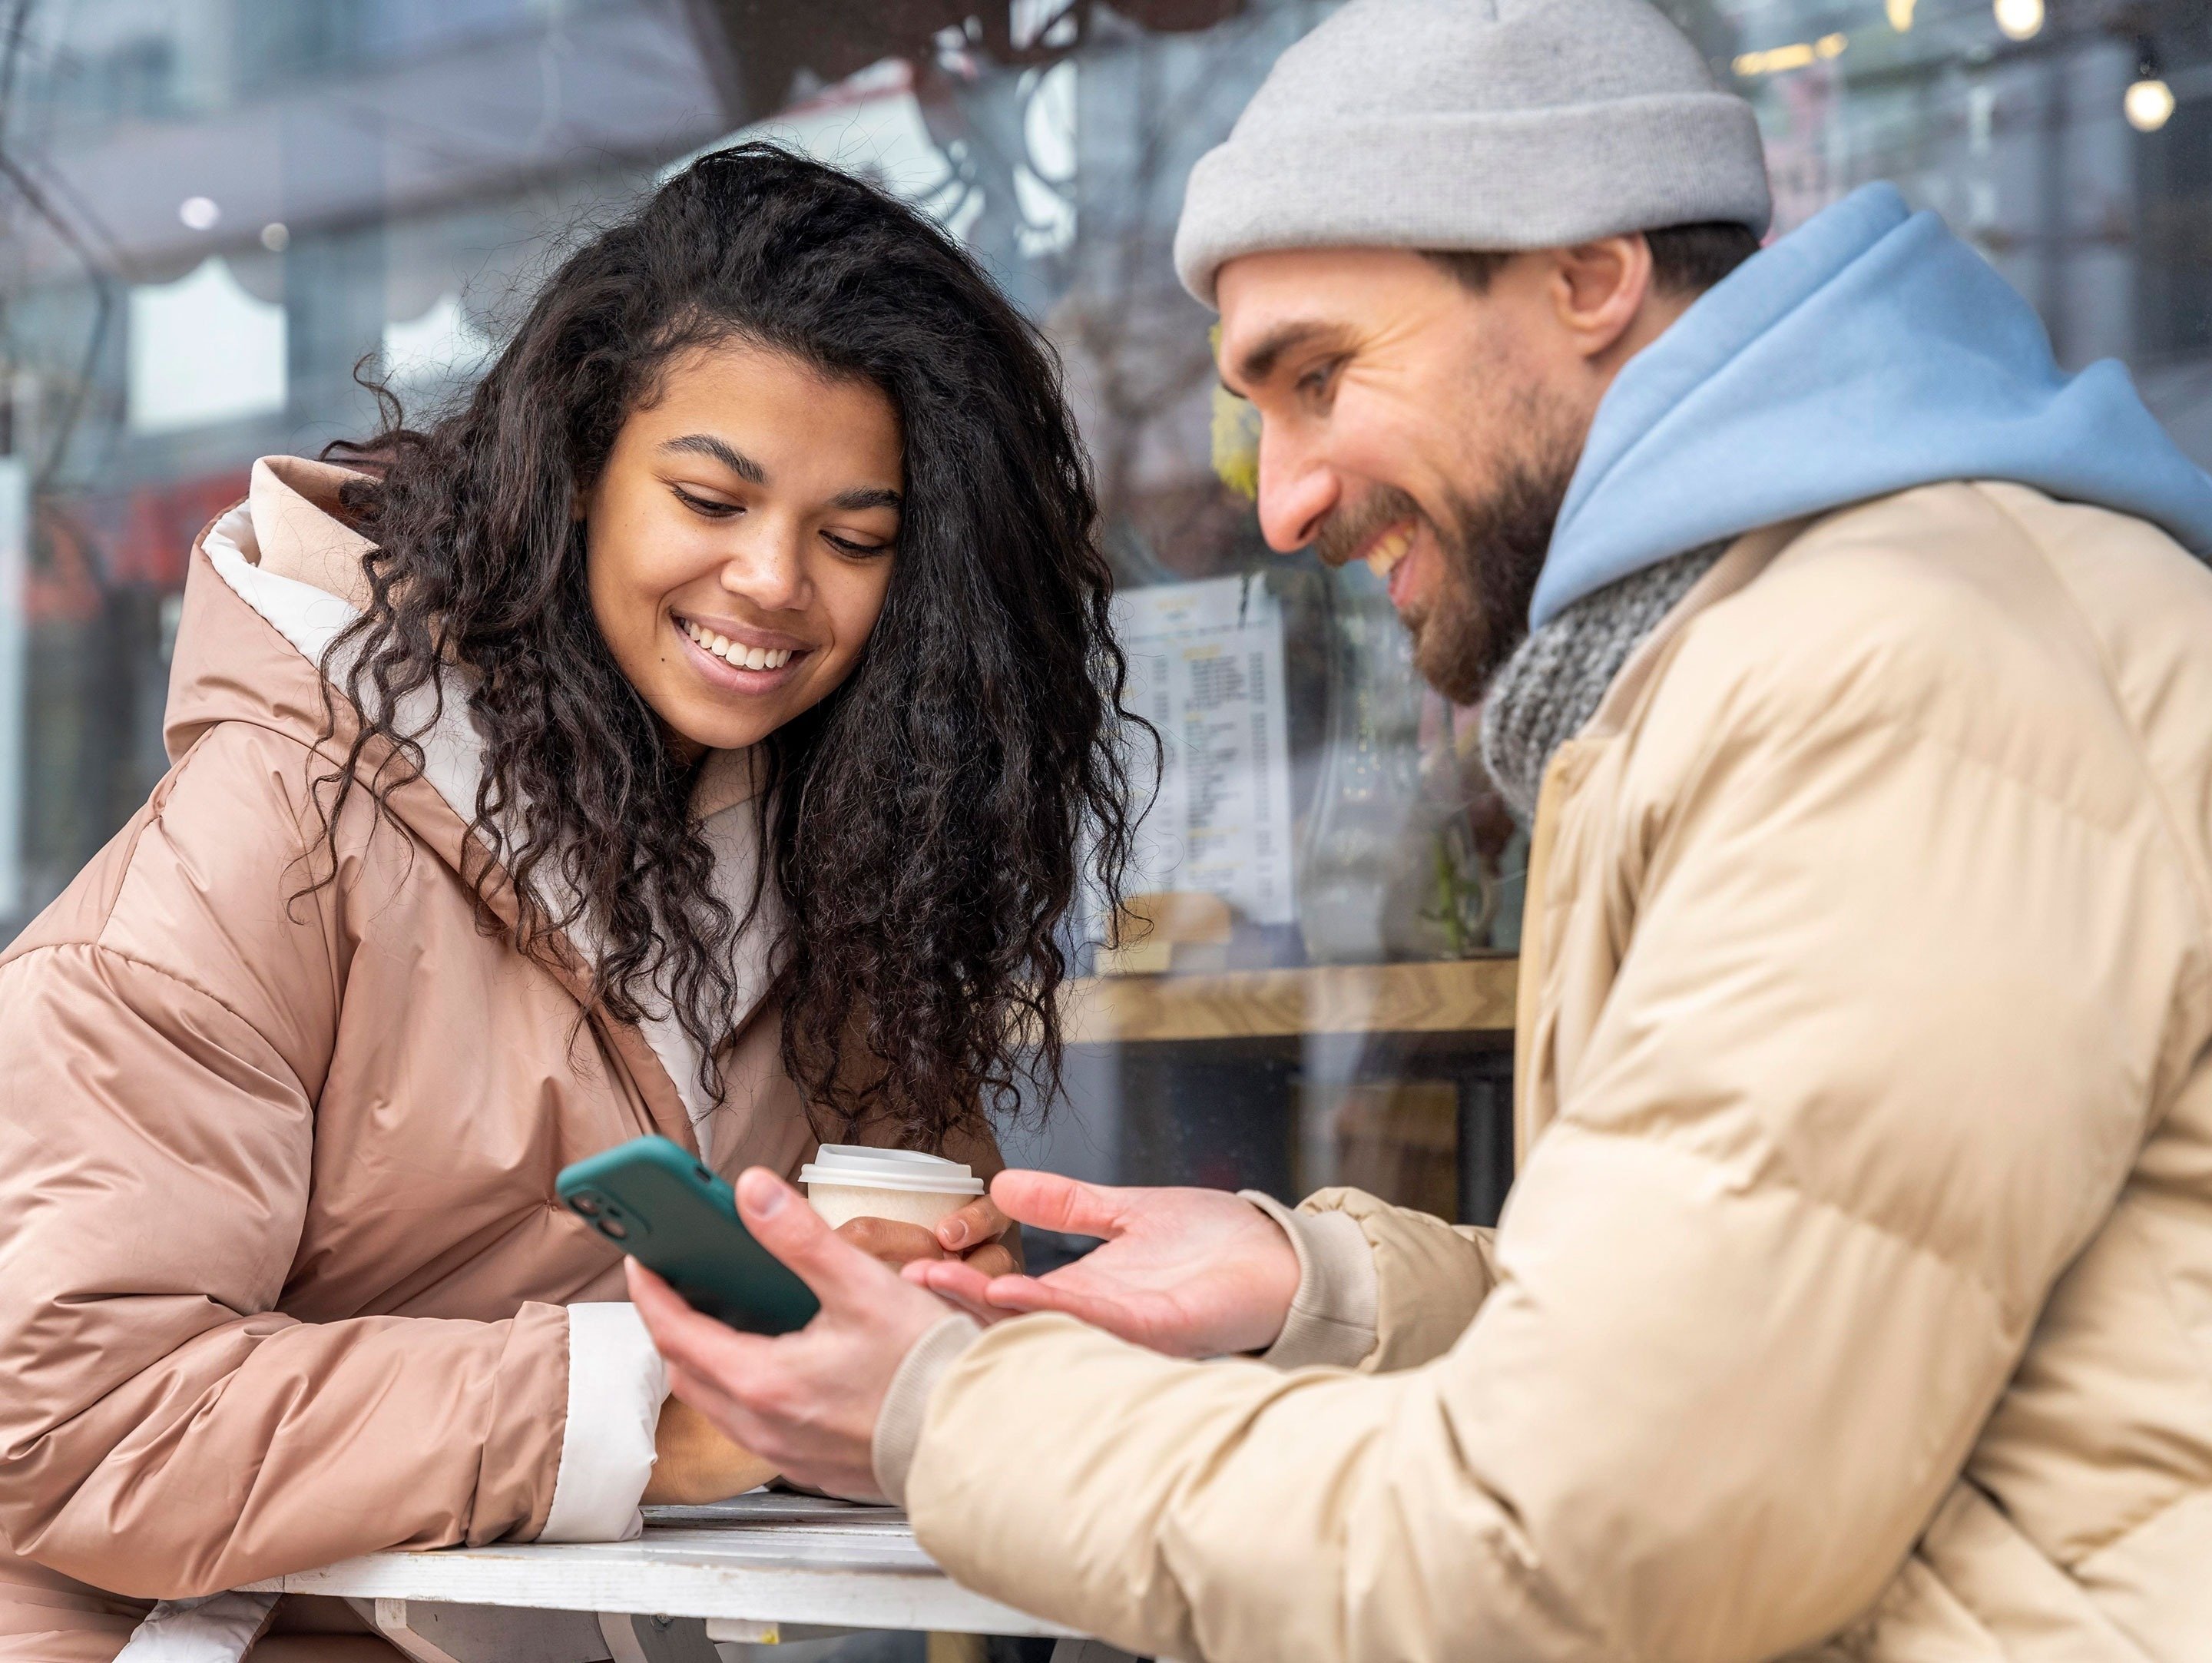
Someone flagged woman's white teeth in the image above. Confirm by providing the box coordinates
[1365,525,1416,579]
[683,620,793,670]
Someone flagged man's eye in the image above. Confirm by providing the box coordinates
[672,485,741,518]
[1296,361,1339,399]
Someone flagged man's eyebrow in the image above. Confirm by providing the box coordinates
[1229,320,1344,392]
[660,432,766,483]
[829,486,902,512]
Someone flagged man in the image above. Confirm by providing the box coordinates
[631,0,2212,1657]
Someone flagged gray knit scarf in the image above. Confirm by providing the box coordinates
[1478,542,1726,824]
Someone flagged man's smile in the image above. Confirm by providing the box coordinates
[1359,519,1415,579]
[1355,518,1424,611]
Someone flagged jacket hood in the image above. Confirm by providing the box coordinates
[172,456,759,811]
[1531,182,2212,628]
[165,456,773,1127]
[162,458,370,766]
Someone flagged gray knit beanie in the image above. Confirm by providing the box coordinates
[1174,0,1771,305]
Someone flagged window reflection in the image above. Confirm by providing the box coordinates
[127,257,286,434]
[2,0,2204,1227]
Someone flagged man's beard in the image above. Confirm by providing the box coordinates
[1317,426,1579,707]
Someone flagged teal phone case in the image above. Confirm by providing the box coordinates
[557,1135,820,1334]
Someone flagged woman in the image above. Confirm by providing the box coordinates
[0,146,1134,1661]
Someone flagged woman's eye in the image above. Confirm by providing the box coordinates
[672,485,741,518]
[824,532,893,558]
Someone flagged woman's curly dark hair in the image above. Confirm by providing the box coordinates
[316,144,1140,1148]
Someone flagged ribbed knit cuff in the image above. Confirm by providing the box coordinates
[1240,1192,1380,1370]
[871,1314,982,1507]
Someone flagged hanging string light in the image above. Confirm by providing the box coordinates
[1993,0,2042,42]
[2125,39,2176,133]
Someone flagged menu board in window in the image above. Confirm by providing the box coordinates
[1111,575,1296,937]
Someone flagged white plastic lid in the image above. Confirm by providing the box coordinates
[797,1143,985,1196]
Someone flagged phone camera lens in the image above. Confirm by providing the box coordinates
[601,1216,629,1241]
[571,1194,601,1216]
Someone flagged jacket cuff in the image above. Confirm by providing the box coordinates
[872,1314,982,1507]
[1240,1191,1379,1370]
[538,1303,668,1542]
[115,1592,280,1661]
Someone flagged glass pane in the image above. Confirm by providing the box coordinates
[5,1,2203,1237]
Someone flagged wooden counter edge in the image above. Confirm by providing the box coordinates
[1061,957,1518,1044]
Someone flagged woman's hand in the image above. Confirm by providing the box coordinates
[642,1396,780,1504]
[833,1194,1018,1277]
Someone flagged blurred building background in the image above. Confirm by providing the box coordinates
[2,0,2207,1224]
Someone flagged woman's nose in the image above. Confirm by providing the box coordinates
[1257,429,1339,555]
[717,528,810,615]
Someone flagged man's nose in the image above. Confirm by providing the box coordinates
[718,528,810,614]
[1255,428,1338,555]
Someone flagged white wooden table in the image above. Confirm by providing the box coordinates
[242,1495,1118,1663]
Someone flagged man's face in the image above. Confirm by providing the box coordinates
[1214,248,1590,703]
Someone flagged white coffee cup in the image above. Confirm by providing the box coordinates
[800,1144,985,1231]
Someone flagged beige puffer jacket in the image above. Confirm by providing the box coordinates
[0,459,999,1661]
[889,482,2212,1662]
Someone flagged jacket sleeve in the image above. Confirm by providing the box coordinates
[0,735,578,1599]
[899,656,2196,1663]
[1250,1188,1500,1371]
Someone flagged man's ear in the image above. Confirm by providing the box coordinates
[1546,235,1654,363]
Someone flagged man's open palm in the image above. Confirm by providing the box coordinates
[906,1172,1301,1359]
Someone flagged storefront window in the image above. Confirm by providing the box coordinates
[3,0,2205,1232]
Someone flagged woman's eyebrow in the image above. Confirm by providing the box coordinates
[661,432,766,482]
[661,435,895,511]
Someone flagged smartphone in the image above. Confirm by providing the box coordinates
[557,1135,820,1334]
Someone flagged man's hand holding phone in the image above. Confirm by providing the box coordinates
[624,1165,1307,1506]
[556,1138,1018,1507]
[629,1168,965,1501]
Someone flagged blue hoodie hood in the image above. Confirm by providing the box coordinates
[1531,182,2212,628]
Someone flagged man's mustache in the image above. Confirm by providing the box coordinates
[1313,487,1430,568]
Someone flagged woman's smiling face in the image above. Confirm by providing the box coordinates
[585,338,903,760]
